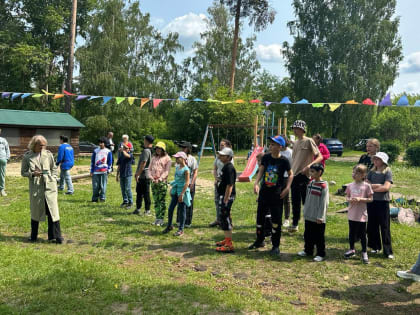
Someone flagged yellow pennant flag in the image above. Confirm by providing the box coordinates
[53,94,64,100]
[115,97,125,105]
[140,98,150,108]
[328,103,341,111]
[221,101,233,104]
[41,89,54,95]
[235,99,245,103]
[128,97,136,105]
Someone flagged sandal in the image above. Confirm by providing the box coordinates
[215,239,226,246]
[216,244,234,253]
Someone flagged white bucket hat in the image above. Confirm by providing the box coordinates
[373,152,389,165]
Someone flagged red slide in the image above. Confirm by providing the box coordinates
[238,146,264,182]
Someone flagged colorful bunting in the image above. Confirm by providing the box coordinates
[140,98,150,108]
[362,98,376,105]
[250,99,261,103]
[396,95,409,106]
[115,97,125,105]
[21,93,33,99]
[101,96,112,106]
[76,95,88,101]
[296,99,309,104]
[328,103,341,111]
[88,96,101,100]
[235,99,245,104]
[1,92,11,98]
[63,90,76,96]
[153,99,163,108]
[41,89,54,95]
[53,94,64,100]
[32,94,43,98]
[312,103,324,108]
[379,93,392,106]
[193,98,204,102]
[11,93,22,100]
[206,98,219,103]
[345,100,358,104]
[221,101,233,104]
[264,101,272,107]
[414,100,420,107]
[179,96,189,101]
[280,96,292,104]
[128,97,136,105]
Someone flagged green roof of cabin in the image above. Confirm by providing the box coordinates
[0,109,84,128]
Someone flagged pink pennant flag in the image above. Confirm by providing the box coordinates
[362,98,376,105]
[153,99,163,108]
[63,89,76,96]
[250,99,261,103]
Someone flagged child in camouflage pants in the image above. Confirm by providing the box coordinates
[149,142,172,226]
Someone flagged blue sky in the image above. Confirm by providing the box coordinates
[139,0,420,96]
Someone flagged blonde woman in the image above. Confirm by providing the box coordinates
[21,135,63,243]
[358,138,380,170]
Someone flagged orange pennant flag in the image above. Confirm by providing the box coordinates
[345,99,358,104]
[153,99,163,109]
[53,94,64,100]
[140,98,150,108]
[235,99,245,103]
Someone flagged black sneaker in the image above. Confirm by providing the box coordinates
[125,203,133,209]
[162,226,173,234]
[132,209,140,215]
[120,202,128,208]
[248,241,266,250]
[99,199,105,203]
[65,192,74,195]
[269,247,280,256]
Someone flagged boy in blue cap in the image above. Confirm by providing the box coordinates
[251,136,294,255]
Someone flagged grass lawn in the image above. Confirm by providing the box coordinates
[0,153,419,314]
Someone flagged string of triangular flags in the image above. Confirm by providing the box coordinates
[1,90,420,110]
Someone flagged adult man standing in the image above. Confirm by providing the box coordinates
[179,141,198,227]
[134,135,154,215]
[56,135,75,195]
[105,131,115,152]
[289,120,323,232]
[0,128,10,197]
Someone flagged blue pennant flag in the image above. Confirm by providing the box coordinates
[280,96,292,104]
[21,93,34,99]
[11,93,23,100]
[193,98,204,102]
[89,96,101,100]
[296,98,309,104]
[396,95,409,106]
[414,100,420,107]
[101,96,112,106]
[179,96,189,101]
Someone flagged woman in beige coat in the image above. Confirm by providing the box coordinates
[21,135,63,243]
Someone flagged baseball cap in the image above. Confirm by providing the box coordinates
[178,141,192,149]
[291,120,307,132]
[373,152,389,165]
[172,151,188,160]
[144,135,154,143]
[217,147,234,157]
[269,135,286,147]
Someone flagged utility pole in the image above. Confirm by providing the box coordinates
[65,0,77,113]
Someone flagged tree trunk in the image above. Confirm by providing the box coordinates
[229,0,241,96]
[65,0,77,113]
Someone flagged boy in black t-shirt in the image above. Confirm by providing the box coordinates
[250,136,294,256]
[215,147,237,253]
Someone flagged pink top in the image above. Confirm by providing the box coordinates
[149,155,172,183]
[316,143,330,167]
[345,182,373,222]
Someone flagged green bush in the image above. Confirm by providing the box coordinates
[380,141,401,164]
[405,141,420,166]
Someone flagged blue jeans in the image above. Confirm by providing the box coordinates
[120,176,133,204]
[59,169,74,193]
[412,252,420,275]
[92,173,108,201]
[167,194,186,231]
[0,158,6,191]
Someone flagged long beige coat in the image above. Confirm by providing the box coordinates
[21,150,60,222]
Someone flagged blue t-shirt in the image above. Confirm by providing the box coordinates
[56,143,74,170]
[116,152,134,177]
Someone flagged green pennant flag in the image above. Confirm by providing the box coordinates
[115,97,125,105]
[206,98,219,103]
[32,94,44,98]
[311,103,324,108]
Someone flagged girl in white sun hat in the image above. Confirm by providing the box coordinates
[366,152,394,259]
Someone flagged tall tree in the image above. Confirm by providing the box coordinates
[221,0,276,95]
[183,1,260,93]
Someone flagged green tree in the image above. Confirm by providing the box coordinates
[183,1,260,93]
[221,0,276,94]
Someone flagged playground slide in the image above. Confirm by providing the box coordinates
[238,146,264,182]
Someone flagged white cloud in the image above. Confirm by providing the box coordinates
[400,51,420,73]
[162,13,207,48]
[406,82,419,93]
[256,44,284,63]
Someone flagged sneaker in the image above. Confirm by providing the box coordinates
[313,256,324,262]
[184,224,191,228]
[297,250,307,257]
[132,209,140,215]
[248,241,265,250]
[92,199,98,203]
[162,226,173,234]
[99,199,105,203]
[283,219,290,228]
[387,254,395,260]
[125,203,133,209]
[397,270,420,282]
[144,210,151,216]
[370,249,380,254]
[269,247,280,256]
[288,225,299,232]
[216,243,234,253]
[174,230,184,236]
[344,249,356,259]
[120,202,128,208]
[65,191,74,195]
[153,219,160,226]
[209,220,220,227]
[362,252,369,264]
[157,219,164,226]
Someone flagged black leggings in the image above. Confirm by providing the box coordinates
[136,178,151,211]
[30,200,62,241]
[348,220,367,252]
[367,201,393,255]
[291,174,310,226]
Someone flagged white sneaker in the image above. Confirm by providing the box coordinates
[283,219,290,228]
[0,190,7,197]
[297,250,307,257]
[397,270,420,282]
[313,256,324,262]
[387,254,395,260]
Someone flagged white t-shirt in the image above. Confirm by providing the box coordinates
[281,148,293,177]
